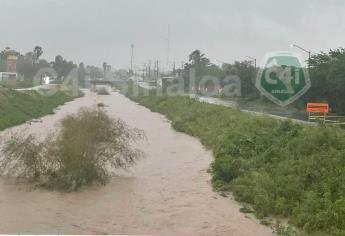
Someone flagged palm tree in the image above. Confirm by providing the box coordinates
[189,50,201,65]
[103,62,107,77]
[189,50,210,66]
[33,46,43,63]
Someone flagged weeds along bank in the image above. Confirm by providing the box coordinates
[0,88,82,130]
[125,85,345,236]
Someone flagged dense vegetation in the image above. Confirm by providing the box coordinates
[306,49,345,114]
[126,86,345,236]
[0,108,144,191]
[0,46,106,87]
[0,88,81,130]
[0,79,34,89]
[179,50,258,99]
[179,48,345,114]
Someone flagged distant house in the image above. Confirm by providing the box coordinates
[0,48,19,81]
[158,76,181,89]
[6,55,18,73]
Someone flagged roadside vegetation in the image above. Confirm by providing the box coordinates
[0,107,145,191]
[0,79,34,89]
[0,88,81,130]
[176,48,345,115]
[125,86,345,236]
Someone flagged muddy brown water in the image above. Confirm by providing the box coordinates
[0,91,273,236]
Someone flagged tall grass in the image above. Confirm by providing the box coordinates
[0,88,81,130]
[126,86,345,236]
[0,79,34,89]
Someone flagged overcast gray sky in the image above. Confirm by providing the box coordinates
[1,0,345,70]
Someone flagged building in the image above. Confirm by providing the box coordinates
[6,54,18,73]
[0,47,18,81]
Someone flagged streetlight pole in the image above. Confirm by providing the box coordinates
[246,56,262,105]
[290,44,311,68]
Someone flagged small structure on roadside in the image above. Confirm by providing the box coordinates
[6,54,18,73]
[157,76,183,94]
[0,47,18,81]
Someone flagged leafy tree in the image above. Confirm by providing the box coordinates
[306,48,345,114]
[52,55,75,80]
[16,54,36,79]
[183,50,221,92]
[222,61,258,99]
[0,57,6,72]
[87,65,102,79]
[37,59,50,69]
[183,50,256,97]
[103,62,107,76]
[33,46,43,63]
[16,52,49,79]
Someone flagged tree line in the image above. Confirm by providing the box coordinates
[0,46,109,86]
[180,49,345,114]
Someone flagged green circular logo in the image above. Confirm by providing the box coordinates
[256,52,311,106]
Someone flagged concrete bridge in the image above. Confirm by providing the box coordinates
[85,79,126,89]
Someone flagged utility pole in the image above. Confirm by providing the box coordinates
[167,24,170,72]
[246,56,261,104]
[154,60,159,79]
[130,44,134,75]
[142,63,146,79]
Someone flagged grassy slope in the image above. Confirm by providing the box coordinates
[127,89,345,236]
[0,79,34,89]
[0,88,81,130]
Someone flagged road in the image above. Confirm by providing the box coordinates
[136,81,312,125]
[0,91,273,236]
[191,95,312,125]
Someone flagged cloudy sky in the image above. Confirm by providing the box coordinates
[1,0,345,70]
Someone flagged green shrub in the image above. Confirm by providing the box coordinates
[0,88,81,130]
[0,79,34,89]
[272,223,297,236]
[0,107,145,191]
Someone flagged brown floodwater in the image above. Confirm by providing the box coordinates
[0,91,273,236]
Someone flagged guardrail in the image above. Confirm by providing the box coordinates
[309,114,345,125]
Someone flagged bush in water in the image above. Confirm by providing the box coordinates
[0,107,145,191]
